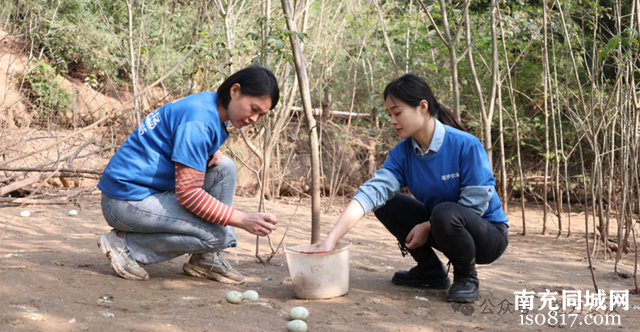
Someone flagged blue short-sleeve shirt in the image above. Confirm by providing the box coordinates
[98,92,229,200]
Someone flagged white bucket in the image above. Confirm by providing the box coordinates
[284,239,352,299]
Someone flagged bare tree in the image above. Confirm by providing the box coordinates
[124,0,142,125]
[372,0,398,76]
[497,6,526,234]
[496,67,508,213]
[281,0,322,243]
[541,0,550,235]
[462,0,499,164]
[213,0,247,74]
[418,0,467,118]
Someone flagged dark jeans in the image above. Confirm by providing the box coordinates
[374,193,508,270]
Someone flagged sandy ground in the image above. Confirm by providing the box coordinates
[1,194,639,332]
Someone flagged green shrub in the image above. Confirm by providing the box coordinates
[25,61,71,117]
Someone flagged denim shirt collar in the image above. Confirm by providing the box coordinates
[412,118,445,157]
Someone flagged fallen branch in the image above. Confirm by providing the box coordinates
[0,184,98,204]
[64,184,99,199]
[0,171,99,196]
[0,197,77,205]
[0,173,49,196]
[36,144,115,170]
[0,167,102,175]
[0,173,23,185]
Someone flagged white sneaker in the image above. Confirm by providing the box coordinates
[98,230,149,281]
[183,252,244,284]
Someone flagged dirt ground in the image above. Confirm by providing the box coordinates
[1,193,639,332]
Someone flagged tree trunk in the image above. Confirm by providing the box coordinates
[125,0,141,125]
[372,0,398,75]
[368,138,376,177]
[438,0,460,118]
[498,7,526,234]
[281,0,322,243]
[418,0,462,118]
[542,0,549,235]
[463,0,497,165]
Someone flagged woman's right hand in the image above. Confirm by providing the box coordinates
[317,238,336,252]
[240,212,278,236]
[314,199,366,252]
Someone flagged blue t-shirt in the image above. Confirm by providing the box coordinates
[98,92,229,200]
[380,125,507,223]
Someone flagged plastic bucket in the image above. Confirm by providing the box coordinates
[284,239,352,299]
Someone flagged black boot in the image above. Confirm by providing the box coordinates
[446,259,480,303]
[391,243,451,289]
[392,261,451,288]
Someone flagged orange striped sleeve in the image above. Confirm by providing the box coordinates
[175,162,235,226]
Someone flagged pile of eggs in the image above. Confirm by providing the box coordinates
[225,290,309,332]
[287,306,309,332]
[225,290,259,304]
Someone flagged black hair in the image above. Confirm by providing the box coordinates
[217,66,280,110]
[383,73,466,132]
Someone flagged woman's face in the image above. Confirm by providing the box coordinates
[225,83,272,129]
[385,96,429,140]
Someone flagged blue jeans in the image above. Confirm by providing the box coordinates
[100,156,238,264]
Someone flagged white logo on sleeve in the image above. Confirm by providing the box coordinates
[138,110,161,136]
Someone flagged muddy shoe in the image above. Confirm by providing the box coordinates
[183,252,245,285]
[392,265,450,289]
[97,230,149,281]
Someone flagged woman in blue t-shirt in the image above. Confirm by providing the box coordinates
[319,74,509,303]
[97,66,279,284]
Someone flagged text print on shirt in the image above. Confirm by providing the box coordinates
[137,109,161,136]
[441,172,460,181]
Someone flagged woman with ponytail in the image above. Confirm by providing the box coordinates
[318,74,508,303]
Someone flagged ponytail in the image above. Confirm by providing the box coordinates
[434,103,466,132]
[383,74,466,132]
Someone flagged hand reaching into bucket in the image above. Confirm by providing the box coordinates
[316,200,365,253]
[316,239,336,253]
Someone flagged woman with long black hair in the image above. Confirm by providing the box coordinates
[319,73,508,303]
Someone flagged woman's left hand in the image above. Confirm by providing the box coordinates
[208,150,224,167]
[405,221,431,249]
